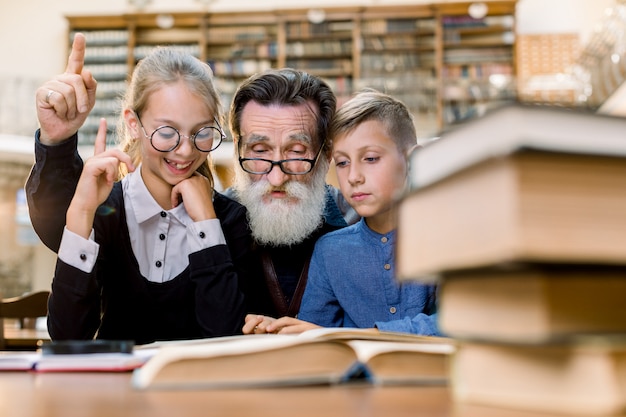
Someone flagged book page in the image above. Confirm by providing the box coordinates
[346,340,455,363]
[35,352,150,372]
[298,327,451,344]
[0,351,40,370]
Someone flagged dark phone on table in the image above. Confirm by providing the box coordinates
[40,340,134,355]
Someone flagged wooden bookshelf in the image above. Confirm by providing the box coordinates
[435,1,517,129]
[66,0,518,144]
[359,5,439,137]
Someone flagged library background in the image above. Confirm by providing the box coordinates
[0,0,623,296]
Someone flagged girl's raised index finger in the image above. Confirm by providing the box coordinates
[65,33,86,75]
[94,118,107,155]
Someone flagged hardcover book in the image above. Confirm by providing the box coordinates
[131,328,454,390]
[396,104,626,281]
[451,338,626,415]
[437,264,626,343]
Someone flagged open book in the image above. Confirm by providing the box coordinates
[0,350,152,372]
[132,328,454,390]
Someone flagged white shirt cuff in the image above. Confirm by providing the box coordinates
[187,218,225,253]
[58,227,99,273]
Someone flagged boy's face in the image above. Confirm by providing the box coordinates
[332,119,407,234]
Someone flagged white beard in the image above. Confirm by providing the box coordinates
[233,159,329,247]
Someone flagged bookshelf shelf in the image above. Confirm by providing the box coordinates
[66,0,518,144]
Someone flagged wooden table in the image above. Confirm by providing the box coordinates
[2,319,50,350]
[0,372,575,417]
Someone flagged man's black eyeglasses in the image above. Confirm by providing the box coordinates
[135,112,226,153]
[238,140,325,175]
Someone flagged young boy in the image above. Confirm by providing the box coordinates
[244,90,439,336]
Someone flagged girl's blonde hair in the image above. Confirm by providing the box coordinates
[116,47,223,188]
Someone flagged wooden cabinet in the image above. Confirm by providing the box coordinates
[66,1,518,144]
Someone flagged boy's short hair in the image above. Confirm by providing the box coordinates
[329,89,417,154]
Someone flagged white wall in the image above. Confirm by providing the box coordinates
[517,0,612,43]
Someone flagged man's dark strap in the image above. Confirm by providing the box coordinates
[260,250,310,317]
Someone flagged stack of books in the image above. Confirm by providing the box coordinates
[396,103,626,415]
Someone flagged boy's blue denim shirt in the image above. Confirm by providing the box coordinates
[298,218,440,336]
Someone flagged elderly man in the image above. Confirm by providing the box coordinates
[224,69,357,318]
[26,34,356,321]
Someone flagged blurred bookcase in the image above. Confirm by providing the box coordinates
[66,0,518,145]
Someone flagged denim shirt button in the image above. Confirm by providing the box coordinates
[384,263,391,270]
[389,307,397,314]
[381,236,388,243]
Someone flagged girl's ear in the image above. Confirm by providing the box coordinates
[123,109,141,138]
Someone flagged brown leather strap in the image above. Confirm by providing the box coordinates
[288,256,310,317]
[260,250,310,317]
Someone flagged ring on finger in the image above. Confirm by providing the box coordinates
[45,90,56,104]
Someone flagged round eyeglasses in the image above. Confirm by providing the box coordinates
[136,113,226,153]
[238,140,325,175]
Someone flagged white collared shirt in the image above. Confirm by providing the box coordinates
[58,167,226,282]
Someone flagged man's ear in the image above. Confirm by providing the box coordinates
[323,141,333,162]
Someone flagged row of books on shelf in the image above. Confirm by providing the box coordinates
[355,70,437,90]
[71,30,129,46]
[442,78,515,102]
[134,44,200,60]
[387,18,435,33]
[87,64,128,81]
[90,98,120,116]
[208,59,272,78]
[83,44,202,64]
[207,25,273,43]
[362,35,436,51]
[396,103,626,416]
[286,39,352,57]
[441,62,513,79]
[444,31,515,46]
[94,81,126,99]
[84,46,128,63]
[441,15,514,29]
[285,58,352,74]
[321,76,353,95]
[444,47,513,64]
[285,20,353,38]
[360,53,434,73]
[361,18,436,35]
[231,42,278,59]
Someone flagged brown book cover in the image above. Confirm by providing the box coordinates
[451,338,626,415]
[438,264,626,343]
[396,104,626,281]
